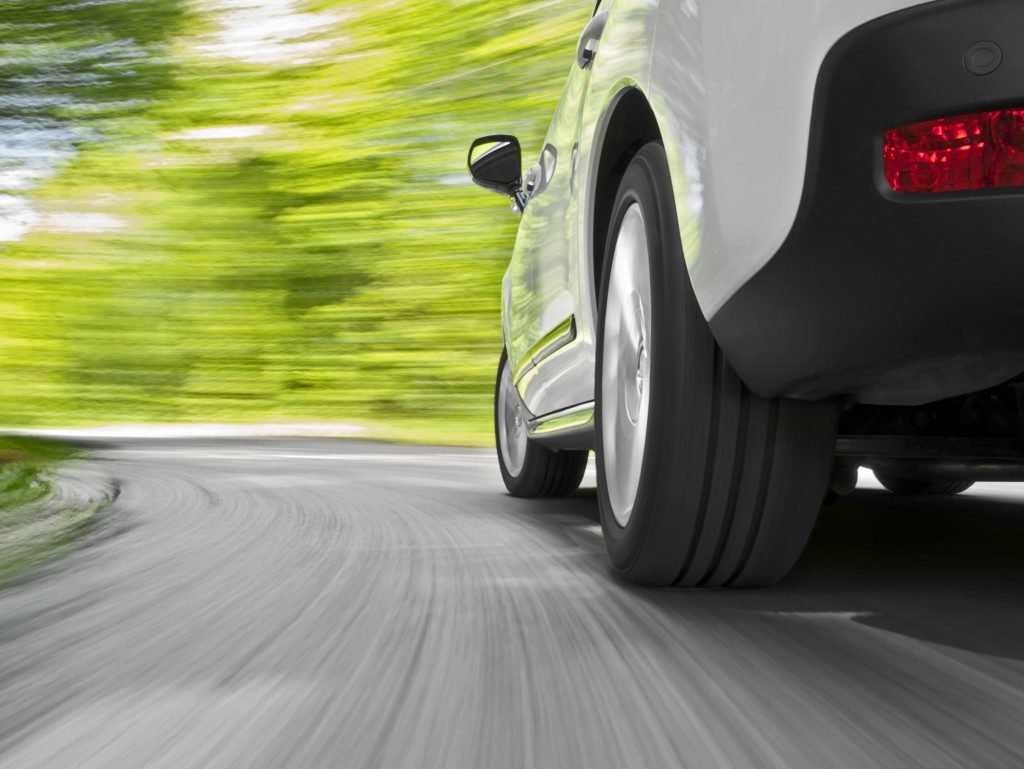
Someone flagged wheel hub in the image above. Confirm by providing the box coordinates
[498,361,528,477]
[600,203,652,528]
[624,299,648,424]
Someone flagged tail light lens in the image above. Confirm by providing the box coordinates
[884,108,1024,194]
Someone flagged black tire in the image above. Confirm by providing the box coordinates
[595,143,840,588]
[495,351,589,498]
[874,473,973,496]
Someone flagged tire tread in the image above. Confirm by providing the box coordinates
[596,143,838,588]
[495,352,589,499]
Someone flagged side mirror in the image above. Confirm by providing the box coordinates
[468,135,527,212]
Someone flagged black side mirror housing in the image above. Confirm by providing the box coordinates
[468,135,527,212]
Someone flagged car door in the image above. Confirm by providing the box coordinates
[507,10,607,417]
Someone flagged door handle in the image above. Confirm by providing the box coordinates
[576,11,609,69]
[525,144,558,199]
[569,143,579,195]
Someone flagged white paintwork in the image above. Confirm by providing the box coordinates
[503,0,932,418]
[651,0,934,318]
[506,51,591,415]
[511,0,657,418]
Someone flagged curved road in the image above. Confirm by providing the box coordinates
[1,439,1023,768]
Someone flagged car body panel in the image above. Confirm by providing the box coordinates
[505,55,591,416]
[503,0,996,418]
[510,0,657,418]
[651,0,937,320]
[708,0,1024,403]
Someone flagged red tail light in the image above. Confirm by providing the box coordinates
[884,108,1024,194]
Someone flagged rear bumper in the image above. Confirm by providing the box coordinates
[709,0,1024,405]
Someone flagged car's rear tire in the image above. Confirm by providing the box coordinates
[874,473,973,496]
[595,143,840,588]
[495,351,589,498]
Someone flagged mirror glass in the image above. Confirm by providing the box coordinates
[468,135,522,196]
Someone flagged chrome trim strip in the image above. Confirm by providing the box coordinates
[512,315,577,384]
[528,401,595,437]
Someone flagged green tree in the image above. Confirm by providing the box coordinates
[0,0,590,444]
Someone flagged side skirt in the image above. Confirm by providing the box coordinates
[529,401,595,451]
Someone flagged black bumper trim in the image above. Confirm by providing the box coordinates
[709,0,1024,404]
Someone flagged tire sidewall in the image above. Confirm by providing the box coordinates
[596,144,690,571]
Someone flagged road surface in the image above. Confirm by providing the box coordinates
[1,439,1022,768]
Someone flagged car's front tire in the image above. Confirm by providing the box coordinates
[495,351,589,498]
[595,143,840,588]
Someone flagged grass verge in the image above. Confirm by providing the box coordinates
[0,436,109,585]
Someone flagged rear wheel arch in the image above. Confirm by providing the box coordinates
[589,87,662,309]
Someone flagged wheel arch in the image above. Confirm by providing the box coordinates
[587,86,663,307]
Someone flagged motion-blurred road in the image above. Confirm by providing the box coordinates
[1,439,1023,769]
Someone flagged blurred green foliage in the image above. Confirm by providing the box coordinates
[0,0,590,444]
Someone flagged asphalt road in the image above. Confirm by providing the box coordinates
[1,439,1023,769]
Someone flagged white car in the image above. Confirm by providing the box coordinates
[469,0,1024,587]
